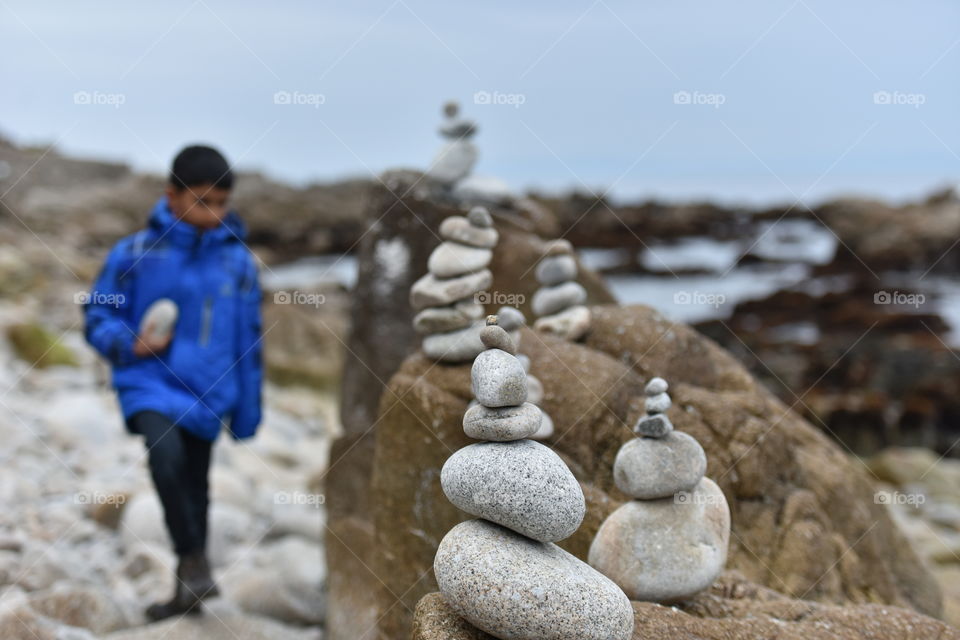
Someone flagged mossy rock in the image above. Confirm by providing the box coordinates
[6,322,78,368]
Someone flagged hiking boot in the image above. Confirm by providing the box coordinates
[179,552,219,601]
[144,553,217,621]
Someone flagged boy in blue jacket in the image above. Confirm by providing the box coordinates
[84,145,263,620]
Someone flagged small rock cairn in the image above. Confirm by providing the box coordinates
[532,240,591,341]
[427,100,478,186]
[411,207,496,363]
[588,377,731,603]
[432,317,633,640]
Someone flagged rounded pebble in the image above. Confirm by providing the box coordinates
[467,206,493,228]
[613,431,706,499]
[462,402,542,441]
[427,242,492,278]
[645,392,671,414]
[532,281,587,317]
[588,478,730,603]
[436,519,634,640]
[471,349,527,407]
[441,439,585,541]
[645,377,668,396]
[535,255,578,286]
[440,216,498,248]
[480,325,516,354]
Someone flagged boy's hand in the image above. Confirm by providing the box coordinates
[133,326,172,357]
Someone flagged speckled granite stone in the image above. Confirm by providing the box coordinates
[462,402,542,441]
[614,431,707,499]
[435,519,634,640]
[471,349,527,407]
[440,440,585,542]
[589,478,730,603]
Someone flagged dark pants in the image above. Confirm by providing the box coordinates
[129,411,213,557]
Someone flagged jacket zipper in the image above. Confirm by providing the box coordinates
[200,296,213,347]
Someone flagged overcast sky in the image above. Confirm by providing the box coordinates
[2,0,958,205]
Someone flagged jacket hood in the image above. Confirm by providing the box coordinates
[147,197,247,247]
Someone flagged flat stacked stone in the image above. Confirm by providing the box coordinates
[412,207,497,363]
[532,240,591,341]
[434,317,633,640]
[588,377,731,603]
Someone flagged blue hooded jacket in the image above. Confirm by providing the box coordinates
[84,197,263,441]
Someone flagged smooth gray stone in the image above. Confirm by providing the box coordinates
[140,298,178,341]
[588,478,730,604]
[534,305,591,341]
[428,139,477,184]
[526,374,544,405]
[480,325,516,354]
[441,439,585,541]
[435,519,634,640]
[532,409,554,440]
[516,354,531,373]
[535,254,578,286]
[462,402,542,441]
[496,306,525,331]
[471,349,527,407]
[645,377,668,396]
[613,431,706,499]
[410,269,492,310]
[467,206,493,228]
[646,392,671,414]
[428,241,492,278]
[413,305,475,335]
[422,323,484,363]
[532,281,587,317]
[635,412,673,438]
[439,216,498,248]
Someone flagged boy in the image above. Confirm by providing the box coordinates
[84,145,263,620]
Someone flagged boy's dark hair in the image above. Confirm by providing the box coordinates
[169,145,234,191]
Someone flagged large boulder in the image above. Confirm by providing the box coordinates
[412,572,958,640]
[368,304,942,639]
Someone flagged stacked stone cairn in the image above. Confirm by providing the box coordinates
[411,207,496,363]
[588,377,731,603]
[433,317,634,640]
[479,306,554,440]
[532,240,591,341]
[427,100,478,186]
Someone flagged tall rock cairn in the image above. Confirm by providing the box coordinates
[588,377,731,603]
[433,317,633,640]
[426,100,478,187]
[532,240,591,341]
[411,207,496,363]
